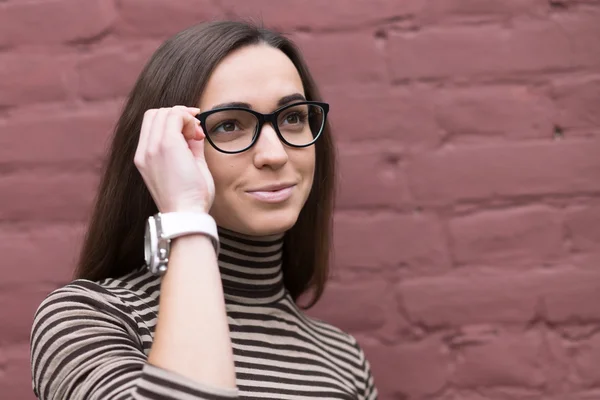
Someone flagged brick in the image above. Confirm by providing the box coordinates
[417,0,547,25]
[569,248,600,270]
[0,224,83,286]
[449,206,565,268]
[336,147,412,209]
[218,0,420,31]
[437,388,572,400]
[551,75,600,131]
[115,0,222,38]
[565,205,600,253]
[0,285,53,344]
[0,344,32,400]
[322,84,443,146]
[572,392,600,400]
[291,32,387,86]
[554,324,599,341]
[307,280,393,334]
[571,333,600,387]
[407,140,600,205]
[399,268,600,328]
[0,54,76,107]
[399,271,539,327]
[451,330,547,388]
[78,43,160,101]
[544,269,600,323]
[388,11,600,80]
[435,85,554,141]
[362,338,449,398]
[0,105,119,164]
[333,212,451,271]
[541,329,574,393]
[0,0,116,47]
[433,390,506,400]
[0,172,99,222]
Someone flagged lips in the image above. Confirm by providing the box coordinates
[245,183,296,203]
[247,183,296,193]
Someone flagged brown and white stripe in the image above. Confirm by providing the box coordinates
[30,228,378,399]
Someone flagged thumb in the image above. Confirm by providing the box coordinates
[188,136,206,160]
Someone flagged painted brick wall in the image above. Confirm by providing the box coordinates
[2,1,600,399]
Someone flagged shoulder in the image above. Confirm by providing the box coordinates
[32,266,160,335]
[96,266,161,312]
[281,295,364,353]
[40,265,156,303]
[301,311,366,359]
[33,279,125,320]
[299,311,377,397]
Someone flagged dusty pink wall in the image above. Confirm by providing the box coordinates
[1,1,600,399]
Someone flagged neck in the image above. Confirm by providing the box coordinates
[217,226,286,305]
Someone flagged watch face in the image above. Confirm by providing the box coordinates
[144,217,156,270]
[144,221,151,267]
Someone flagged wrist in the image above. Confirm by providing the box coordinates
[171,233,215,249]
[144,211,219,276]
[167,204,211,214]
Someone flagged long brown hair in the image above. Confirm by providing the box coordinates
[74,21,336,309]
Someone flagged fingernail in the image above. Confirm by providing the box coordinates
[187,106,200,112]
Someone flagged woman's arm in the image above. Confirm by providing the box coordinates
[148,234,236,389]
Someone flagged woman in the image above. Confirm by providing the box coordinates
[30,20,378,400]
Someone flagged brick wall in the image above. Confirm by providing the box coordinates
[1,1,600,399]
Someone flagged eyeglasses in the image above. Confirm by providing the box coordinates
[195,101,329,154]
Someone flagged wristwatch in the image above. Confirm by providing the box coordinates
[144,212,220,276]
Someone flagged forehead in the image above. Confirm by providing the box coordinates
[200,44,305,110]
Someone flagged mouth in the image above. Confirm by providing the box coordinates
[248,183,296,192]
[246,183,296,203]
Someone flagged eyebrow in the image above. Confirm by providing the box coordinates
[210,93,307,111]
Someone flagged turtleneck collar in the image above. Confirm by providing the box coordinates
[217,227,287,305]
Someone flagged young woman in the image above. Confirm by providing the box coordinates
[30,20,378,400]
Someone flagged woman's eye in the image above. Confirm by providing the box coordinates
[286,114,300,124]
[283,112,306,125]
[214,121,238,133]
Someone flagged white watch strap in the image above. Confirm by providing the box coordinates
[159,212,219,253]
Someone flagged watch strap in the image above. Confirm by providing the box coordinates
[158,212,220,254]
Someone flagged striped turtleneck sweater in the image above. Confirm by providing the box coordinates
[30,228,378,400]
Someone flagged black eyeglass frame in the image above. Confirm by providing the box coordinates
[195,101,330,154]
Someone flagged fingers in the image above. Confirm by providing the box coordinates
[170,106,203,141]
[135,106,204,167]
[147,107,170,154]
[135,109,158,162]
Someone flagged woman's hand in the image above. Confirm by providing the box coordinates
[134,106,215,214]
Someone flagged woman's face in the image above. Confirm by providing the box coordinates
[198,44,315,236]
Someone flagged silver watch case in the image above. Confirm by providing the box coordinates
[144,214,170,276]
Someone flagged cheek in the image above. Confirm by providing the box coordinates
[306,148,317,177]
[293,148,316,187]
[203,146,232,194]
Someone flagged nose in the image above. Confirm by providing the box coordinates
[252,122,289,170]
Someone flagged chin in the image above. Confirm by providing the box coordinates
[243,208,300,237]
[213,205,301,238]
[211,189,310,237]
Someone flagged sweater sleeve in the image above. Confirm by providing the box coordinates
[30,281,239,400]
